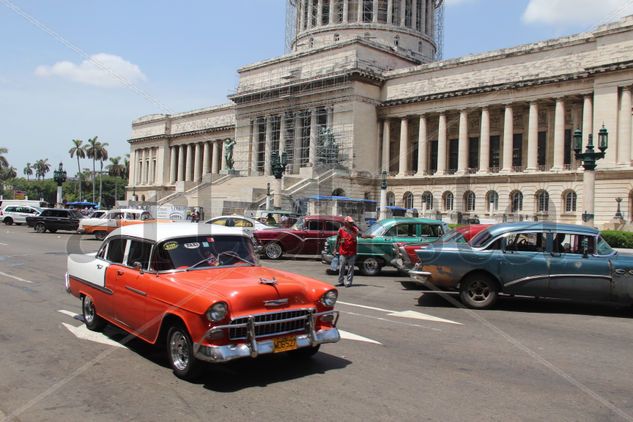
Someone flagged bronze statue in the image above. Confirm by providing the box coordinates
[223,138,236,170]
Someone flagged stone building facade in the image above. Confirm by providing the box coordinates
[128,1,633,226]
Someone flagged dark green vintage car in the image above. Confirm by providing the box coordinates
[321,218,448,276]
[409,221,633,309]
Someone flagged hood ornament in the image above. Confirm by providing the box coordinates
[264,298,289,307]
[259,277,278,286]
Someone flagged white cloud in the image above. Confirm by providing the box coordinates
[445,0,476,6]
[523,0,633,26]
[35,53,146,88]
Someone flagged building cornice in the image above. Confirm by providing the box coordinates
[128,125,234,144]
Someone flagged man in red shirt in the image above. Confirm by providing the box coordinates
[335,216,360,287]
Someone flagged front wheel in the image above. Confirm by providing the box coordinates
[459,275,499,309]
[167,324,202,381]
[3,218,13,225]
[34,223,46,233]
[263,242,283,260]
[82,295,106,331]
[359,257,382,276]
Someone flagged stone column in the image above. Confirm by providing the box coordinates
[457,110,468,174]
[387,0,393,24]
[400,0,406,26]
[169,146,177,184]
[143,149,149,185]
[373,0,379,22]
[202,141,211,176]
[343,0,349,23]
[398,117,409,176]
[526,101,539,172]
[479,107,490,174]
[382,119,391,173]
[329,0,335,24]
[307,0,314,27]
[309,108,318,166]
[412,0,418,29]
[193,143,202,182]
[317,0,323,25]
[299,0,306,30]
[264,116,273,176]
[279,113,287,155]
[211,140,220,175]
[178,145,185,182]
[251,119,260,176]
[294,113,303,173]
[502,105,513,173]
[582,94,593,142]
[618,86,632,165]
[417,115,427,175]
[327,106,334,129]
[420,0,427,34]
[437,112,447,175]
[185,144,193,181]
[552,97,565,171]
[357,0,363,22]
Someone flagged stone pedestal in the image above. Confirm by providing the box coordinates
[56,186,63,208]
[220,169,240,176]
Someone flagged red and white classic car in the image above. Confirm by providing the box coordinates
[66,223,340,380]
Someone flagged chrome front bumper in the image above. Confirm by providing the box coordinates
[408,269,433,287]
[193,310,340,363]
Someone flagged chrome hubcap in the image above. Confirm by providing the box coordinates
[467,281,491,302]
[266,244,282,258]
[364,259,378,271]
[83,297,95,323]
[170,331,190,371]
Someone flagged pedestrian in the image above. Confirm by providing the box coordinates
[335,216,362,287]
[266,213,276,226]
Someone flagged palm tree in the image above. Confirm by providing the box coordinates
[0,166,16,181]
[84,136,99,202]
[107,156,126,178]
[34,159,51,180]
[69,139,85,200]
[123,154,130,180]
[0,147,8,171]
[23,163,33,181]
[96,142,109,206]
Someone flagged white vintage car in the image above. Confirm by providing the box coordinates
[78,208,153,240]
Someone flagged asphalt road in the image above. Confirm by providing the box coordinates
[1,226,633,421]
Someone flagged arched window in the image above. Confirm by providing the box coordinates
[387,191,396,207]
[403,192,414,209]
[510,191,523,213]
[486,191,499,212]
[332,188,345,197]
[563,190,577,213]
[536,190,549,213]
[464,191,476,212]
[421,191,433,211]
[394,35,400,47]
[443,191,454,211]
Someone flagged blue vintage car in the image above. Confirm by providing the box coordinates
[408,221,633,309]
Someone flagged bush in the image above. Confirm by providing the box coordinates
[601,230,633,249]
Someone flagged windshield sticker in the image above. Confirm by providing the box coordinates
[202,242,209,247]
[184,242,200,249]
[163,241,179,251]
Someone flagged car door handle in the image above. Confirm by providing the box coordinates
[116,270,125,276]
[96,264,103,269]
[614,269,626,275]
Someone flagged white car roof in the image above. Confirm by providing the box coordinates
[108,222,248,243]
[110,209,149,214]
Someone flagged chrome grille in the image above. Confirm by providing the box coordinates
[228,309,311,340]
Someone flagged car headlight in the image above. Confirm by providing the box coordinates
[321,290,338,307]
[206,302,228,322]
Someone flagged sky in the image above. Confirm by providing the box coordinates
[1,0,633,177]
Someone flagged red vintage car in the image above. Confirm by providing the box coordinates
[254,215,346,259]
[66,223,340,380]
[393,224,490,289]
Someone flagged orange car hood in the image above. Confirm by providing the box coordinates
[158,266,331,316]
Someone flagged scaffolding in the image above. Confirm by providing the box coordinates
[285,0,298,53]
[434,0,445,60]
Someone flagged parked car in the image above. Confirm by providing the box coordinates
[206,215,272,231]
[254,215,345,260]
[26,208,83,233]
[78,208,153,240]
[322,218,448,276]
[65,223,340,380]
[1,205,42,225]
[393,224,490,289]
[408,221,633,309]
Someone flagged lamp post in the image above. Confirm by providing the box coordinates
[573,125,609,226]
[53,162,67,208]
[378,171,388,221]
[271,151,288,209]
[615,197,624,220]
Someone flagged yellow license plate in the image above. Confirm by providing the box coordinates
[273,335,297,353]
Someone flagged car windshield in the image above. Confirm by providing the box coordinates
[596,236,615,255]
[365,222,386,236]
[470,228,493,248]
[439,230,466,243]
[152,235,258,271]
[291,217,304,230]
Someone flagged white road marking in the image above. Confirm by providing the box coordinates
[58,309,81,319]
[61,323,125,348]
[0,242,8,246]
[338,329,382,345]
[338,300,461,325]
[388,310,462,325]
[0,271,33,284]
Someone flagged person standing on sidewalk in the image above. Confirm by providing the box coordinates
[336,216,362,287]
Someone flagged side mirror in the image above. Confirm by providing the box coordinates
[133,261,144,274]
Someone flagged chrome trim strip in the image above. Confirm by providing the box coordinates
[69,275,113,295]
[125,286,147,296]
[549,273,612,281]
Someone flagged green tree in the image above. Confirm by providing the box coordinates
[84,136,100,202]
[1,166,17,181]
[0,147,9,171]
[34,159,51,180]
[69,139,85,201]
[23,163,33,181]
[97,142,109,206]
[107,156,126,178]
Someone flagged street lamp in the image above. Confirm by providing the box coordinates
[378,170,388,221]
[53,162,67,208]
[573,125,608,226]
